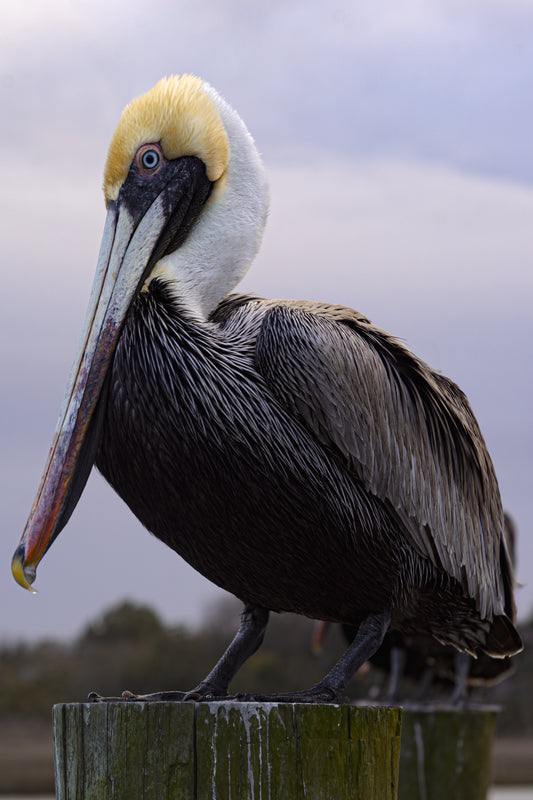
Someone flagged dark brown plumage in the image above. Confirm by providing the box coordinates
[93,280,520,699]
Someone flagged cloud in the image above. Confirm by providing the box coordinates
[3,0,533,182]
[249,159,533,304]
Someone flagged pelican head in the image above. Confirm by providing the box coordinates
[12,75,269,591]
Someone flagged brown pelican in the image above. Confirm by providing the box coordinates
[12,75,522,702]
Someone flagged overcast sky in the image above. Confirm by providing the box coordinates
[1,0,532,645]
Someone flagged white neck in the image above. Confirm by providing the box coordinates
[150,83,269,320]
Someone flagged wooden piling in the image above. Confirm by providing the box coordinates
[53,701,402,799]
[398,708,498,800]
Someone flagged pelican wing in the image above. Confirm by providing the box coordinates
[223,297,509,619]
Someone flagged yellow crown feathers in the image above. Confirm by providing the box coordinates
[103,75,229,203]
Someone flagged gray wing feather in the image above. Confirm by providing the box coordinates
[223,297,508,620]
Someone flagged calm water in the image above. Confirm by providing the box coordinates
[3,790,532,799]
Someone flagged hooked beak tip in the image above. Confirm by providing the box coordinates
[11,544,38,593]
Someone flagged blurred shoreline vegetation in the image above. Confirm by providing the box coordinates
[0,598,531,736]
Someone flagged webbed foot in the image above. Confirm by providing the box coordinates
[87,685,228,703]
[234,685,343,704]
[87,689,187,702]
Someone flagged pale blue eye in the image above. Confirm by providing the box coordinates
[142,150,159,169]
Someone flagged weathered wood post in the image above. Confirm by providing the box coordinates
[398,708,498,800]
[53,701,402,799]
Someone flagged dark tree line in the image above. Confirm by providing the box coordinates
[0,597,531,735]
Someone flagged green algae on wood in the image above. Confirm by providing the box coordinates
[398,708,497,800]
[54,702,196,800]
[53,701,402,799]
[196,702,401,800]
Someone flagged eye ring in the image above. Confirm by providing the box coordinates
[135,143,164,176]
[141,149,160,170]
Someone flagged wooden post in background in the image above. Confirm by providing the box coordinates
[53,701,402,800]
[398,708,498,800]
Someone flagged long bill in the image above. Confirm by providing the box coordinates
[11,191,177,592]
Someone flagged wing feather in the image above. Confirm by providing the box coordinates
[212,294,513,620]
[243,299,509,619]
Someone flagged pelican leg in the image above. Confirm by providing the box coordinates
[89,604,270,703]
[450,651,471,706]
[411,667,435,701]
[237,608,391,703]
[384,641,407,703]
[183,604,269,700]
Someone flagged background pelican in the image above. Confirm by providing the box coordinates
[313,511,518,705]
[12,75,522,702]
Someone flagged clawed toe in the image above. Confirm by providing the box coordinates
[87,691,124,703]
[125,690,188,702]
